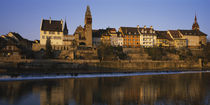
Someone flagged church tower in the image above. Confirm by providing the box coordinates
[192,14,200,30]
[84,5,92,47]
[63,20,68,35]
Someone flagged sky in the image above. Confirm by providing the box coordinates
[0,0,210,41]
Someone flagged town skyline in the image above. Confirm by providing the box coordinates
[0,0,209,41]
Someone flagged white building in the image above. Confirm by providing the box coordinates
[139,26,157,47]
[40,18,68,45]
[117,32,124,46]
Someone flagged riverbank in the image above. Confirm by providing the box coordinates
[0,70,209,81]
[0,59,209,74]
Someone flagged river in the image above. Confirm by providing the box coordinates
[0,72,209,105]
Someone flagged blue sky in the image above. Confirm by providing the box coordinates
[0,0,209,40]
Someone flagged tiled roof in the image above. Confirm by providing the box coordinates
[120,27,140,35]
[41,19,63,32]
[168,30,182,38]
[8,32,24,41]
[178,30,207,36]
[139,28,155,35]
[120,27,155,35]
[156,31,173,40]
[92,29,106,38]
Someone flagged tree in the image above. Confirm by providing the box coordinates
[97,43,127,61]
[45,37,53,58]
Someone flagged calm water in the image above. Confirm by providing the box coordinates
[0,72,209,105]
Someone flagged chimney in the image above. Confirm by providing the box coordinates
[137,25,140,28]
[61,19,63,24]
[150,26,153,29]
[49,17,51,24]
[144,25,146,29]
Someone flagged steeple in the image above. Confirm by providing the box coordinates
[63,20,68,35]
[192,13,200,30]
[85,5,92,25]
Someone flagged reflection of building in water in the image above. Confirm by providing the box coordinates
[0,73,208,105]
[39,79,75,105]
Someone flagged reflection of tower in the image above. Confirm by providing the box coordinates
[84,5,92,47]
[192,14,200,30]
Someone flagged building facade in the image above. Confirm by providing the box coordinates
[139,26,157,48]
[74,6,93,47]
[40,19,66,45]
[119,27,141,48]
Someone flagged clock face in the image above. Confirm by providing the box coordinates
[87,18,92,24]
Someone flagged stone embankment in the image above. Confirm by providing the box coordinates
[0,59,208,74]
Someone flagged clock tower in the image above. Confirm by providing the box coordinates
[84,5,92,47]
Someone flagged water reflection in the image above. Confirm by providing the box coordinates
[0,73,209,105]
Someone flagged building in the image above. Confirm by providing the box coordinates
[168,30,187,48]
[40,18,66,45]
[119,27,141,48]
[117,32,124,46]
[178,15,207,48]
[156,31,173,47]
[74,6,92,47]
[92,29,106,47]
[139,26,157,47]
[107,28,118,46]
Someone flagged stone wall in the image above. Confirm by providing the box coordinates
[0,59,204,73]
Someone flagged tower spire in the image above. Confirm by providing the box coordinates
[192,13,199,30]
[63,19,68,35]
[194,12,197,23]
[85,5,92,25]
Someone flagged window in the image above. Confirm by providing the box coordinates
[58,32,60,35]
[133,39,135,41]
[44,31,46,34]
[42,36,45,39]
[150,30,152,33]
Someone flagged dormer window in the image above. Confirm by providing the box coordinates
[150,30,152,33]
[141,29,144,33]
[145,31,147,33]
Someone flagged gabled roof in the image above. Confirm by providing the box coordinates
[92,29,106,38]
[8,32,24,41]
[119,27,140,35]
[106,28,117,34]
[74,25,84,35]
[178,30,207,36]
[156,31,173,40]
[139,27,155,35]
[41,19,63,32]
[120,27,156,35]
[168,30,182,38]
